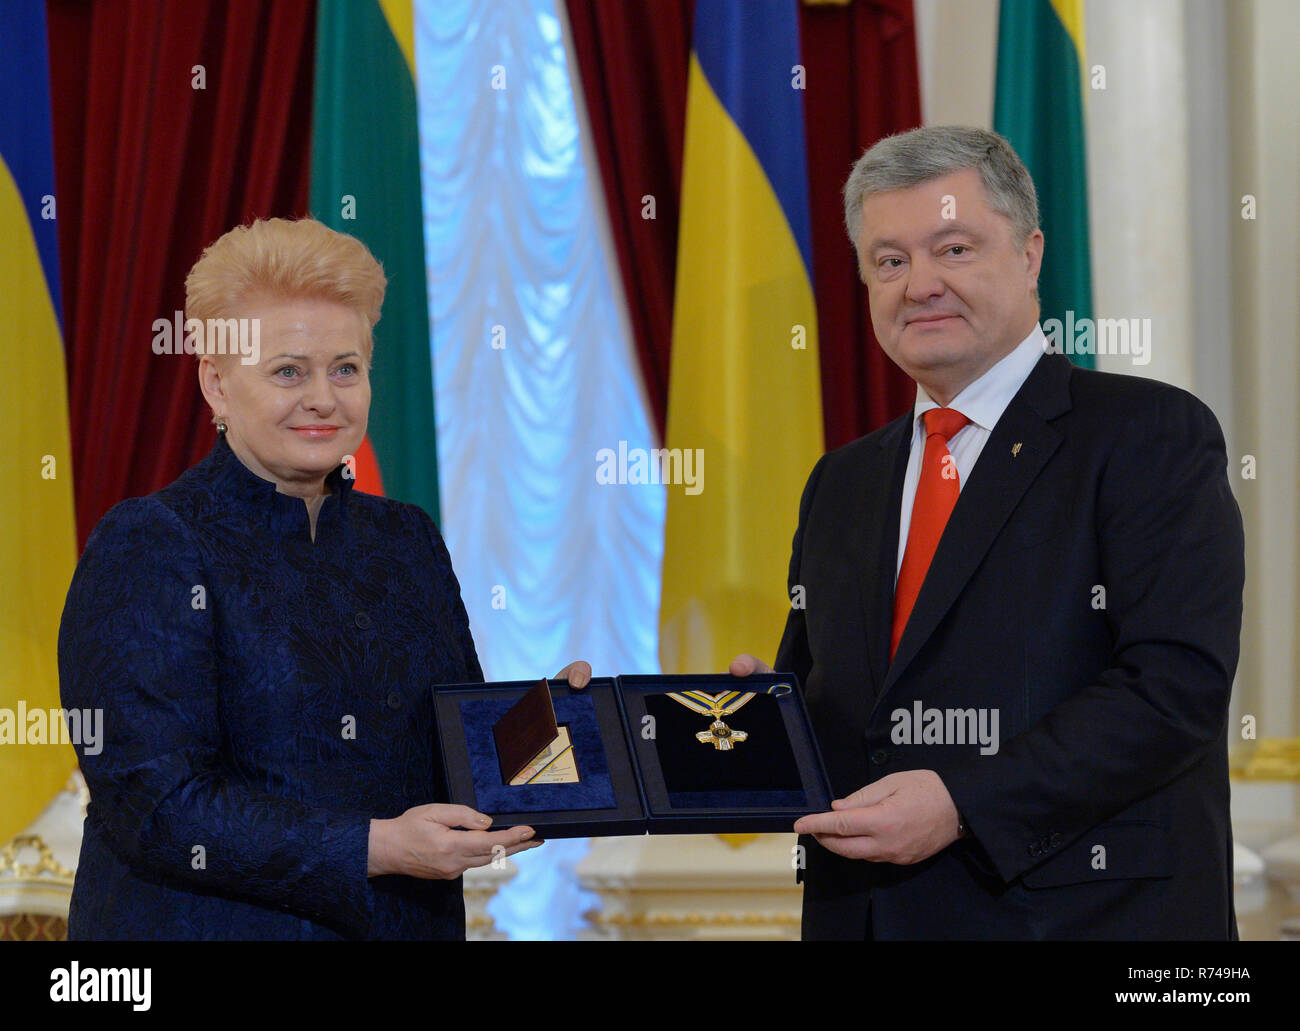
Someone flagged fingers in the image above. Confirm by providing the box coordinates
[728,653,773,676]
[833,780,893,810]
[460,838,544,869]
[499,839,546,859]
[555,661,592,688]
[393,813,541,879]
[424,803,493,830]
[794,806,880,838]
[794,810,842,837]
[796,805,890,861]
[449,826,536,858]
[812,833,888,862]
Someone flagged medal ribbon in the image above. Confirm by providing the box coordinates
[665,690,756,717]
[521,737,575,784]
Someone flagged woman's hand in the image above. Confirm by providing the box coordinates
[554,660,592,688]
[368,804,541,879]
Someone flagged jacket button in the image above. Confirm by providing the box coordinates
[355,611,373,630]
[870,749,889,765]
[386,691,402,710]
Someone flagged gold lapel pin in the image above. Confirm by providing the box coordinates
[1011,442,1023,457]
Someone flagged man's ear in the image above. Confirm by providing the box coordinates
[1024,228,1045,289]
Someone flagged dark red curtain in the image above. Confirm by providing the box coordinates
[801,0,921,446]
[565,0,921,450]
[47,0,317,550]
[565,0,694,443]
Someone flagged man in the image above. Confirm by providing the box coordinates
[732,126,1244,940]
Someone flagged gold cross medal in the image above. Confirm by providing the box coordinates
[665,690,756,751]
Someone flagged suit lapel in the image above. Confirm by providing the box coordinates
[873,353,1074,711]
[853,414,912,700]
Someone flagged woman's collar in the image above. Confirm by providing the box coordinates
[208,431,356,512]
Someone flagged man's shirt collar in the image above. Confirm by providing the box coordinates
[911,322,1046,431]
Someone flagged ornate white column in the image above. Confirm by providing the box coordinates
[463,860,517,941]
[1084,0,1197,388]
[0,771,519,940]
[576,834,801,940]
[1226,0,1300,768]
[914,0,998,127]
[0,771,84,940]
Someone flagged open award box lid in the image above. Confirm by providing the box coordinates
[431,673,833,837]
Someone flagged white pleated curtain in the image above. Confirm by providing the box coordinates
[415,0,664,939]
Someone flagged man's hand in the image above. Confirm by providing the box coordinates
[793,770,962,865]
[555,661,592,688]
[728,653,773,676]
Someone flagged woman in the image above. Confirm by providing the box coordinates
[58,217,590,939]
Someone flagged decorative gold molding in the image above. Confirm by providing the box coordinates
[587,910,800,927]
[715,833,760,849]
[0,834,75,883]
[1233,738,1300,781]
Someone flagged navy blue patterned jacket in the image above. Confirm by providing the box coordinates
[58,433,482,939]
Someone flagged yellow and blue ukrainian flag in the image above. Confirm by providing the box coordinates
[659,0,824,675]
[0,2,80,840]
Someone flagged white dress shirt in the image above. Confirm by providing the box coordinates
[895,323,1048,582]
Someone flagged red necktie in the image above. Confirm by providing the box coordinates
[891,407,970,660]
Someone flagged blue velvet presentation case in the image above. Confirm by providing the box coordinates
[431,673,834,837]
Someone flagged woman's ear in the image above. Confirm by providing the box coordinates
[197,355,227,421]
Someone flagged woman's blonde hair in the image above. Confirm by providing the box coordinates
[185,217,387,359]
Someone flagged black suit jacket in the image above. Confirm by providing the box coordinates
[776,351,1244,940]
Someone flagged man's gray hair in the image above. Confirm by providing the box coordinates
[843,126,1039,247]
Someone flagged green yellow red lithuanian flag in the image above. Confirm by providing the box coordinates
[311,0,441,516]
[995,0,1095,368]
